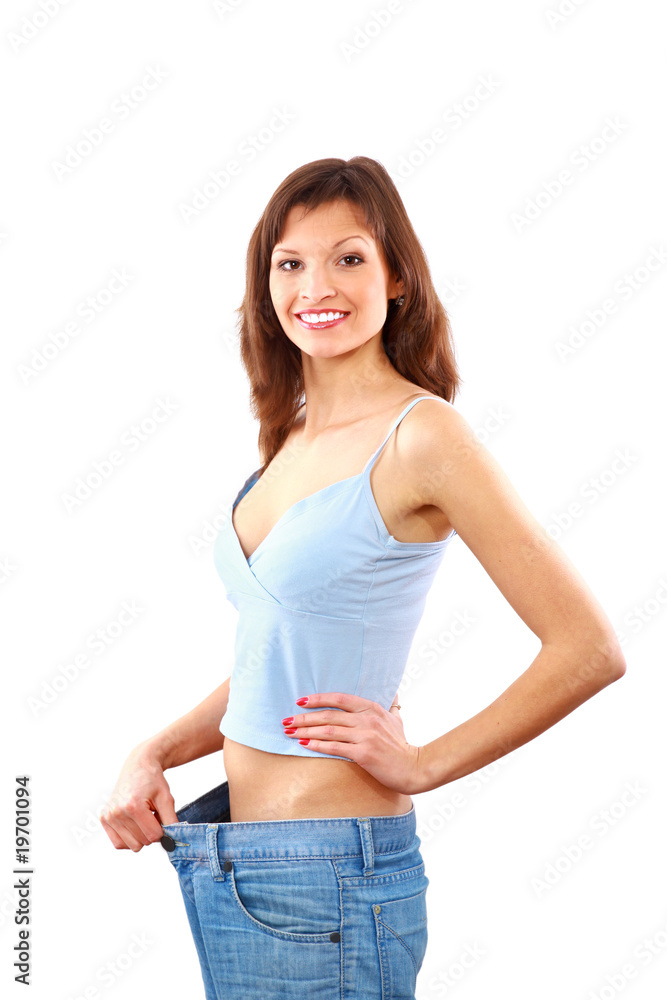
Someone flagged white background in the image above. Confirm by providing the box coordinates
[1,1,665,998]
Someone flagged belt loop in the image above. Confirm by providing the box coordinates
[356,817,375,876]
[206,825,225,881]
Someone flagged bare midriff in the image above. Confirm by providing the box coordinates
[223,737,413,822]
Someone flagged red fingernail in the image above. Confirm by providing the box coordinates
[284,728,297,734]
[299,739,310,745]
[296,697,309,706]
[281,717,294,725]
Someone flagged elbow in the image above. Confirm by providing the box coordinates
[557,633,627,698]
[608,649,627,682]
[590,634,627,690]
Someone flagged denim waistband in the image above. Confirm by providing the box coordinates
[160,780,418,862]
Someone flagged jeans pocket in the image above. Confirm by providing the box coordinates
[229,858,341,942]
[373,884,429,999]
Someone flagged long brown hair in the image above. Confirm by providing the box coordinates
[235,156,462,471]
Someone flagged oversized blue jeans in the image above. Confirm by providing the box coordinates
[160,780,429,999]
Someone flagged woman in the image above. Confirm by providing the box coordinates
[101,156,626,998]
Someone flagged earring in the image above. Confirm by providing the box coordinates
[395,295,404,306]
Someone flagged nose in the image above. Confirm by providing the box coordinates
[298,264,337,305]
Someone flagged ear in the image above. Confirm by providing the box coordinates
[389,273,405,298]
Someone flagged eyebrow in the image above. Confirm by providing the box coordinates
[272,235,370,256]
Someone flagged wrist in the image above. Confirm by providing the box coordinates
[413,741,441,794]
[132,733,177,771]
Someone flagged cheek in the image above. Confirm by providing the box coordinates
[268,281,281,310]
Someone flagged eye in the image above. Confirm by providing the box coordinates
[274,253,365,273]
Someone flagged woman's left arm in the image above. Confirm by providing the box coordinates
[409,400,627,793]
[282,401,626,793]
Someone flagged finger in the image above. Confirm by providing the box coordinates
[99,814,129,850]
[286,709,354,732]
[286,724,348,743]
[153,791,179,826]
[294,692,376,712]
[126,803,168,846]
[299,738,357,760]
[100,813,148,852]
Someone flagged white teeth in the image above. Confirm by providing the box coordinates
[299,311,347,323]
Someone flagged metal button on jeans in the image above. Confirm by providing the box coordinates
[223,860,233,871]
[330,932,340,942]
[161,835,176,852]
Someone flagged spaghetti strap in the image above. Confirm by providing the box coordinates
[363,395,448,474]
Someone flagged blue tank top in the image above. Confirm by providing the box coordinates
[213,395,457,760]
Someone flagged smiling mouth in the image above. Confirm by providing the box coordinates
[295,310,350,330]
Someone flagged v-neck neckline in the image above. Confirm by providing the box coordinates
[231,467,368,565]
[228,395,441,566]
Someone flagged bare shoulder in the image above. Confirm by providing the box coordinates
[399,395,624,661]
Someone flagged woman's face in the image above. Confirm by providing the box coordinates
[268,199,403,360]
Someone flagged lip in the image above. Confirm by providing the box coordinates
[294,311,350,330]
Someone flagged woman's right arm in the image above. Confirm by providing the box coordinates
[100,676,231,853]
